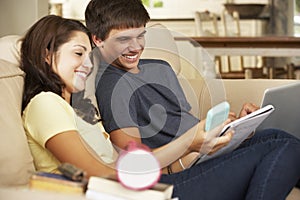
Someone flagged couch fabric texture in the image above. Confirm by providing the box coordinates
[0,36,35,186]
[0,59,35,186]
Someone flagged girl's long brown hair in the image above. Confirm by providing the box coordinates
[21,15,92,111]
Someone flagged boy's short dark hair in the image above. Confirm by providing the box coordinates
[85,0,150,40]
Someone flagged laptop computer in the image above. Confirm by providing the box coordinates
[256,82,300,139]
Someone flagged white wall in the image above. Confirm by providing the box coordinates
[147,0,269,19]
[0,0,48,37]
[60,0,269,20]
[62,0,90,20]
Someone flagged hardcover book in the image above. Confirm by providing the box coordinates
[29,172,87,194]
[85,176,174,200]
[189,104,275,167]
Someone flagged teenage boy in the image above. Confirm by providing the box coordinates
[84,1,300,200]
[84,0,259,151]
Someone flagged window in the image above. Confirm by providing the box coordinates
[142,0,164,8]
[294,0,300,36]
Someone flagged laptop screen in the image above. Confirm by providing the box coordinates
[256,82,300,139]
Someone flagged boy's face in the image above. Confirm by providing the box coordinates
[97,26,146,73]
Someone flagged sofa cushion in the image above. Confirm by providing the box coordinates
[0,59,35,186]
[0,35,21,65]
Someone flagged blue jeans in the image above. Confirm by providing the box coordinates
[160,129,300,200]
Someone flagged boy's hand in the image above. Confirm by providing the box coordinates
[228,111,237,121]
[238,103,259,118]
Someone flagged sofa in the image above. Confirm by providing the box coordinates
[0,35,35,187]
[0,34,299,199]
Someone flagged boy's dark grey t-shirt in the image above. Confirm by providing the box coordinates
[96,59,199,148]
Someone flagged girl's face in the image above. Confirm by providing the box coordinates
[51,31,92,96]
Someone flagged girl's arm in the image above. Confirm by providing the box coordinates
[46,130,117,179]
[109,120,233,171]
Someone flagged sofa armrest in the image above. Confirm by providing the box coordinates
[181,78,300,119]
[220,79,300,114]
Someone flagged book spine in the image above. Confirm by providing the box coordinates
[85,189,127,200]
[29,179,84,194]
[87,177,168,200]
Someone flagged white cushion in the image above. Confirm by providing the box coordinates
[0,35,21,65]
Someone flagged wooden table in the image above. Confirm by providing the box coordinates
[174,36,300,57]
[174,36,300,78]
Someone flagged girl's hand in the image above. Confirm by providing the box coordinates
[189,119,233,155]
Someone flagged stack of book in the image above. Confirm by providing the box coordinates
[29,171,175,199]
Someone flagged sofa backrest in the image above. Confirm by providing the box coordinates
[0,35,22,65]
[0,35,35,186]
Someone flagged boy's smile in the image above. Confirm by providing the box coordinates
[97,26,146,74]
